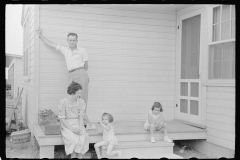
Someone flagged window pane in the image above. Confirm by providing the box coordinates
[231,5,235,19]
[214,44,222,61]
[213,61,222,78]
[181,15,200,79]
[231,20,235,38]
[222,60,231,78]
[180,82,188,96]
[222,5,231,22]
[213,6,221,24]
[190,100,198,115]
[223,43,231,60]
[190,82,199,97]
[212,24,220,41]
[180,99,188,113]
[221,21,231,40]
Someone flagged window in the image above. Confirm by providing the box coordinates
[23,11,30,80]
[209,5,235,80]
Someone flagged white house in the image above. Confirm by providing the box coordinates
[21,4,235,158]
[6,53,23,98]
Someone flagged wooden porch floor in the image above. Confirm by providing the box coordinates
[87,119,207,143]
[33,119,207,145]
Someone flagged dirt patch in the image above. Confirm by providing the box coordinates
[173,141,210,159]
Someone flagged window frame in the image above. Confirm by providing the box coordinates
[207,5,235,84]
[23,8,30,82]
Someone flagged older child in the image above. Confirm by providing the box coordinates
[94,113,121,159]
[144,102,173,143]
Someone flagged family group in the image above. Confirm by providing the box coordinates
[36,29,173,159]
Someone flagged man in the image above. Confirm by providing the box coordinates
[36,28,92,127]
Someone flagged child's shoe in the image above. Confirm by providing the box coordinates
[150,137,156,143]
[164,136,173,143]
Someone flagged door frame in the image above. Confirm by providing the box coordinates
[175,8,206,125]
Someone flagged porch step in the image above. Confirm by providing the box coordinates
[101,140,175,159]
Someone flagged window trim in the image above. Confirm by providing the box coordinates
[207,4,235,83]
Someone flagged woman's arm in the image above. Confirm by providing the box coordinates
[84,61,88,71]
[99,122,110,131]
[59,118,76,132]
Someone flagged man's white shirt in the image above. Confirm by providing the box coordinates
[56,45,88,71]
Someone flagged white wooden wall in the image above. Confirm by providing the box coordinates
[38,4,177,122]
[206,86,235,150]
[22,5,37,131]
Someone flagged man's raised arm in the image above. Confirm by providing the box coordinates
[36,28,57,49]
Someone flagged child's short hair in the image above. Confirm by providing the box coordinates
[102,112,114,122]
[151,102,163,112]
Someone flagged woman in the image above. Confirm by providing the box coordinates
[58,81,89,158]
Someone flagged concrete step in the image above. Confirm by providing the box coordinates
[101,140,174,159]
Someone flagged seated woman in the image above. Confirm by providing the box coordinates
[58,81,89,158]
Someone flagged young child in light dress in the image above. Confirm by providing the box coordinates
[144,102,173,143]
[94,113,121,159]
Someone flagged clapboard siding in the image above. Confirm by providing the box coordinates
[40,48,176,59]
[206,86,235,150]
[38,5,177,121]
[40,9,176,27]
[22,5,38,131]
[87,4,183,14]
[41,5,177,20]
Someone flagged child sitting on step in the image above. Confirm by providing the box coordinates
[94,113,121,159]
[144,102,173,143]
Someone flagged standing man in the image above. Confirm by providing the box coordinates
[36,28,92,127]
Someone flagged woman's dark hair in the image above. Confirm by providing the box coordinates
[67,81,82,95]
[151,102,163,112]
[102,112,114,123]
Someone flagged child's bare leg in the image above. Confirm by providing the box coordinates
[94,141,106,159]
[162,123,173,142]
[163,123,168,136]
[107,144,121,158]
[71,152,77,158]
[149,124,155,138]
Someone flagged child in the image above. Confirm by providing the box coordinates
[144,102,173,143]
[94,113,121,159]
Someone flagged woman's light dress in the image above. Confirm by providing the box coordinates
[58,98,89,155]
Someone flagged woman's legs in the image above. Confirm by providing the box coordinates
[71,152,77,158]
[94,141,106,159]
[106,144,121,158]
[77,153,83,158]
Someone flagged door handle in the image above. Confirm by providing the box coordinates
[176,104,178,107]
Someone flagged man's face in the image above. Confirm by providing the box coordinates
[67,35,78,48]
